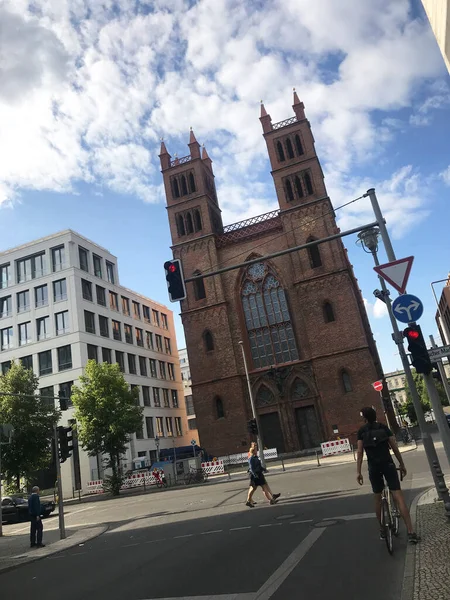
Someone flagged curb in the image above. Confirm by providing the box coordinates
[400,486,433,600]
[0,525,108,575]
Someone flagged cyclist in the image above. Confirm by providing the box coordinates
[356,407,420,544]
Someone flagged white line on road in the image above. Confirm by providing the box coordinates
[65,506,94,518]
[144,539,167,544]
[254,527,325,599]
[289,520,313,524]
[122,542,141,547]
[230,526,252,531]
[258,523,282,528]
[174,534,194,539]
[200,530,223,535]
[323,513,373,522]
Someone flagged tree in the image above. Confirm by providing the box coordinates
[0,361,59,490]
[401,370,449,424]
[71,361,143,495]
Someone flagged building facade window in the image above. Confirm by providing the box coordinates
[143,386,151,406]
[93,254,103,278]
[82,279,93,302]
[109,291,119,311]
[323,302,335,323]
[102,347,112,364]
[84,311,96,334]
[164,337,171,354]
[51,246,65,272]
[171,389,178,408]
[115,350,125,372]
[17,290,30,313]
[136,328,143,347]
[283,170,314,203]
[149,359,157,378]
[79,247,89,272]
[241,262,298,368]
[342,370,353,393]
[96,285,106,306]
[165,417,173,437]
[175,417,182,436]
[0,295,12,318]
[161,313,168,329]
[143,306,151,323]
[122,296,130,316]
[1,361,11,374]
[146,331,154,350]
[132,301,141,320]
[193,272,206,300]
[156,334,163,352]
[153,387,161,407]
[40,385,54,407]
[186,395,195,416]
[0,264,11,289]
[36,316,50,340]
[17,252,45,283]
[139,356,147,376]
[59,382,73,407]
[128,354,137,374]
[99,315,109,338]
[159,361,166,379]
[168,363,175,380]
[19,322,32,345]
[163,388,170,407]
[124,324,133,344]
[106,261,115,284]
[203,330,214,351]
[155,416,164,436]
[87,344,98,362]
[188,418,197,430]
[55,311,69,335]
[1,326,13,350]
[112,320,121,341]
[21,355,33,370]
[53,279,67,302]
[58,345,72,371]
[38,350,52,375]
[307,238,322,269]
[152,310,160,327]
[146,416,154,438]
[35,285,48,308]
[276,140,285,162]
[215,397,225,419]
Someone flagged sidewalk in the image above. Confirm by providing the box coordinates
[405,488,450,600]
[0,522,107,574]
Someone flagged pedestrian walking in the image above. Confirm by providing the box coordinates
[246,446,280,507]
[28,486,45,548]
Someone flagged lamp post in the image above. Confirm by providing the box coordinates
[155,436,160,462]
[357,224,450,511]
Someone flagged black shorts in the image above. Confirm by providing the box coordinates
[368,461,400,494]
[250,474,266,488]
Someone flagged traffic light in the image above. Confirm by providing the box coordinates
[403,324,432,375]
[164,259,187,302]
[247,419,258,435]
[57,425,73,463]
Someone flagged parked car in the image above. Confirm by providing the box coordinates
[1,495,56,524]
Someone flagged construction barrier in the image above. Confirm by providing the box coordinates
[321,438,351,457]
[86,480,104,494]
[218,448,278,466]
[201,460,225,475]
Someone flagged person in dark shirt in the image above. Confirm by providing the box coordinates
[246,446,280,507]
[28,486,45,548]
[356,407,419,544]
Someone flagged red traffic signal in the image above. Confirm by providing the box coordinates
[405,329,420,340]
[164,259,187,303]
[403,324,432,375]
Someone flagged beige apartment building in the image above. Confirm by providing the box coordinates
[422,0,450,72]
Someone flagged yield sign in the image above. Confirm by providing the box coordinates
[373,256,414,294]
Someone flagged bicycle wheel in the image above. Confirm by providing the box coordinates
[184,473,192,485]
[381,497,394,555]
[389,492,400,536]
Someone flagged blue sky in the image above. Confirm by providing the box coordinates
[1,0,449,374]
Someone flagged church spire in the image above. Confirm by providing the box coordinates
[292,88,305,121]
[159,138,171,170]
[259,100,272,133]
[188,127,201,159]
[201,144,213,170]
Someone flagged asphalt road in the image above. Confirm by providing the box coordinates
[0,442,443,600]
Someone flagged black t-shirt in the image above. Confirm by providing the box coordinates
[357,422,393,466]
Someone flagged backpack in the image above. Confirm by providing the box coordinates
[361,423,389,449]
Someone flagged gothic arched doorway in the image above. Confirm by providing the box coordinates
[255,385,285,453]
[291,378,322,450]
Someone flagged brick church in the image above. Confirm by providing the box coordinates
[160,91,388,457]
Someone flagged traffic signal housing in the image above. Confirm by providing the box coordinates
[247,419,258,435]
[58,425,74,463]
[164,259,187,302]
[403,324,432,375]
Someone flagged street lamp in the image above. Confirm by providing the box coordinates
[155,436,160,462]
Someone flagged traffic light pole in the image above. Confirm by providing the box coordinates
[366,189,450,511]
[422,372,450,468]
[429,335,450,405]
[54,424,66,540]
[239,341,266,469]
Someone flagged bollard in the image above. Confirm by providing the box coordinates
[315,450,321,467]
[281,456,286,472]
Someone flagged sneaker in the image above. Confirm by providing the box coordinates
[380,528,386,540]
[245,501,254,508]
[30,544,36,548]
[272,493,281,500]
[36,544,46,548]
[408,532,421,544]
[270,498,279,505]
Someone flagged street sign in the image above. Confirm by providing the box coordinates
[392,294,424,324]
[190,439,197,446]
[373,256,414,294]
[372,381,383,392]
[428,345,450,361]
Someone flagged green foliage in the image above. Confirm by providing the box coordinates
[71,361,143,495]
[401,370,449,424]
[102,472,125,496]
[0,361,59,489]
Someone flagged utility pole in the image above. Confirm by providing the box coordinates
[363,189,450,512]
[239,341,266,468]
[429,334,450,405]
[54,425,66,539]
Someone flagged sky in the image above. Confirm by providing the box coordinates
[0,0,449,375]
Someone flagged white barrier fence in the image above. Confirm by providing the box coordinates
[321,438,352,457]
[218,448,278,466]
[201,460,225,475]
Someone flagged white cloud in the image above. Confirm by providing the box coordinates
[441,166,450,186]
[0,0,446,226]
[364,297,388,319]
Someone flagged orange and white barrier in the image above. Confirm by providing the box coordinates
[321,438,351,457]
[201,460,225,475]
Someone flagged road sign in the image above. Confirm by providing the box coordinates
[428,345,450,361]
[372,381,383,392]
[392,294,423,324]
[373,256,414,294]
[190,439,197,446]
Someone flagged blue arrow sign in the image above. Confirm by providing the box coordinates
[392,294,424,324]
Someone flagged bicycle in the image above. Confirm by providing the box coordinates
[380,468,403,555]
[184,468,207,485]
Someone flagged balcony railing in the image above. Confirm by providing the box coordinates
[216,210,282,247]
[272,116,297,130]
[170,154,191,167]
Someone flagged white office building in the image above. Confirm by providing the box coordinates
[0,230,189,497]
[178,348,198,443]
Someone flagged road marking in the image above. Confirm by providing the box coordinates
[144,539,166,544]
[141,595,254,599]
[66,506,94,518]
[258,523,282,528]
[323,513,373,522]
[290,519,313,524]
[230,526,251,531]
[200,530,223,535]
[174,534,194,539]
[254,528,325,599]
[122,542,140,547]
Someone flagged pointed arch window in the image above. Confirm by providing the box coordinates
[285,179,294,202]
[256,385,275,407]
[193,209,202,232]
[188,172,196,193]
[215,397,225,419]
[181,175,188,196]
[294,176,304,199]
[186,212,194,234]
[176,214,186,237]
[307,237,322,269]
[193,271,206,300]
[203,330,214,352]
[276,141,285,162]
[172,178,180,198]
[304,171,314,195]
[323,302,335,323]
[341,370,353,393]
[286,138,294,159]
[291,378,311,400]
[241,262,298,368]
[295,135,304,156]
